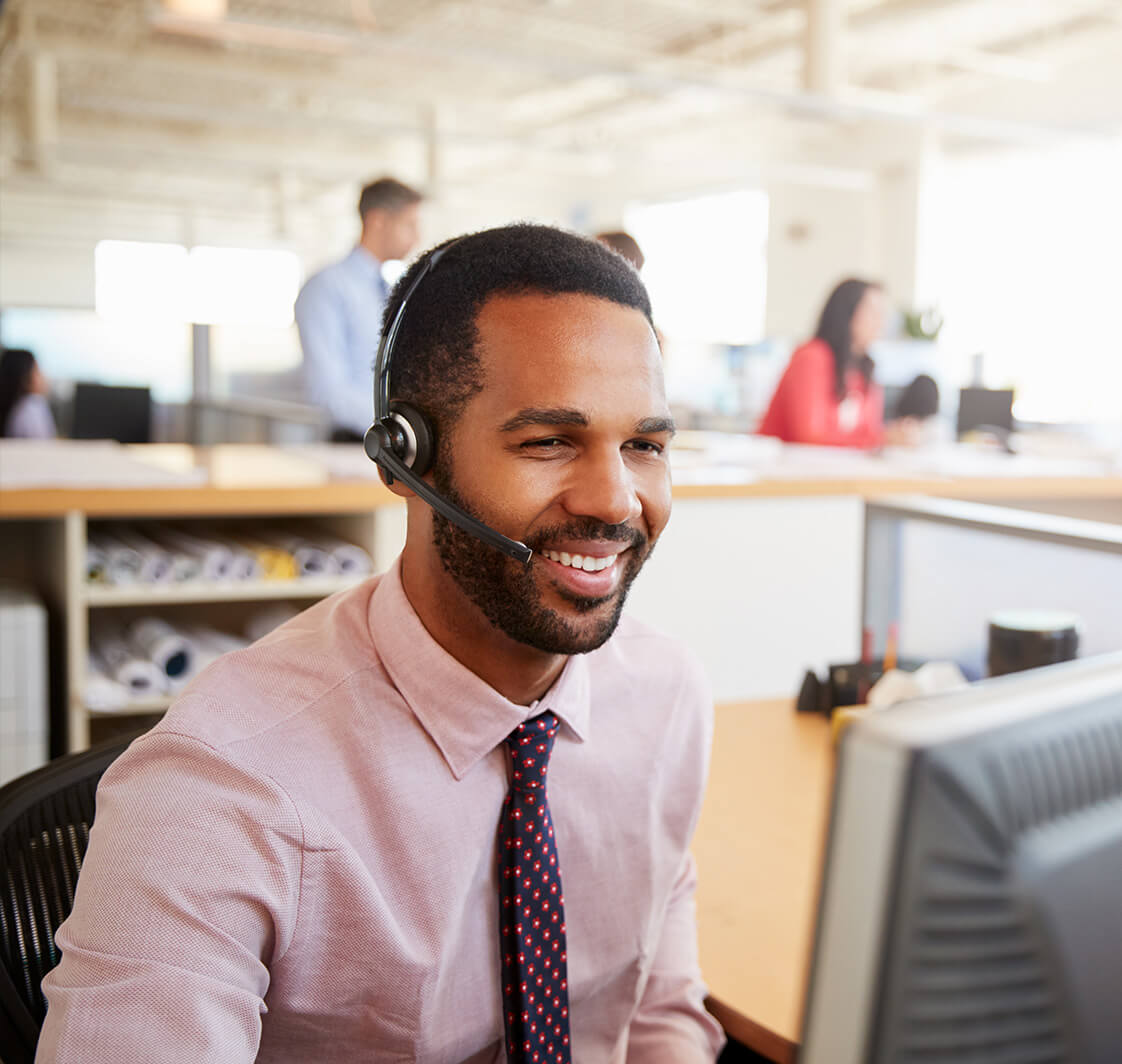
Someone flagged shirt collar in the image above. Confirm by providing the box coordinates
[368,559,590,781]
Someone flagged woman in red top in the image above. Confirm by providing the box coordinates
[758,278,887,449]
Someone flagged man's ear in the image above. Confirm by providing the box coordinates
[377,465,417,500]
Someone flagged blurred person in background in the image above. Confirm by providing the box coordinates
[597,230,665,349]
[757,278,888,449]
[295,177,424,441]
[0,347,56,439]
[596,230,645,272]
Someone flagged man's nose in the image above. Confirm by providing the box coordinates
[560,449,642,527]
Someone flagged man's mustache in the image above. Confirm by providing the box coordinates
[525,519,646,554]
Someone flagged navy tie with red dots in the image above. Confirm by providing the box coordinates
[498,711,572,1064]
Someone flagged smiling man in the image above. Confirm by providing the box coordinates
[38,226,725,1063]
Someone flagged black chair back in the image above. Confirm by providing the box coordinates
[0,733,142,1064]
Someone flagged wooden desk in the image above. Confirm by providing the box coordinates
[694,700,834,1063]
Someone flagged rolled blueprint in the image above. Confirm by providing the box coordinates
[321,538,374,577]
[126,616,195,688]
[84,655,134,713]
[90,629,166,697]
[87,532,144,585]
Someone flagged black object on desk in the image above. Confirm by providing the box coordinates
[956,387,1014,439]
[797,659,923,715]
[71,382,152,444]
[988,610,1081,677]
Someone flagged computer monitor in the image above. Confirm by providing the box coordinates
[70,383,152,443]
[801,652,1122,1063]
[956,386,1014,438]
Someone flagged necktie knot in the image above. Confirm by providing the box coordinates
[505,711,560,792]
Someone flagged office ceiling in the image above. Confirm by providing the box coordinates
[1,0,1121,240]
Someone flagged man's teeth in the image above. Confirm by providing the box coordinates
[540,549,618,572]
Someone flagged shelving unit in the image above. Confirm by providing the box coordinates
[0,504,405,753]
[74,508,406,750]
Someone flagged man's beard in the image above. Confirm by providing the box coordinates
[430,468,651,655]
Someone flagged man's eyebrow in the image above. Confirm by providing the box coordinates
[500,408,589,432]
[636,416,676,436]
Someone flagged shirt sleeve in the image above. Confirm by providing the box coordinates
[36,730,305,1064]
[625,852,726,1062]
[294,272,373,437]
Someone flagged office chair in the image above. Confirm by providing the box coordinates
[0,731,144,1064]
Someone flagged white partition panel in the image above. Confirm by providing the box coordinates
[626,496,865,703]
[897,524,1122,677]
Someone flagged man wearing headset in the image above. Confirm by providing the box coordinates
[38,225,725,1063]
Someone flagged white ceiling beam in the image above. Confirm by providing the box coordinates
[25,51,58,173]
[804,0,843,96]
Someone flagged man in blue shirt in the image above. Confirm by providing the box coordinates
[294,177,423,440]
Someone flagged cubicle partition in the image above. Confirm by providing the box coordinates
[863,496,1122,678]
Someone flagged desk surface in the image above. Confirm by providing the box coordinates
[694,700,834,1063]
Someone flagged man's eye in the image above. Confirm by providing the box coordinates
[522,437,566,450]
[626,439,665,455]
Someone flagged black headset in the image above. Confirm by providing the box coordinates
[363,243,533,566]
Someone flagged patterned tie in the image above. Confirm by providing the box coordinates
[498,711,572,1064]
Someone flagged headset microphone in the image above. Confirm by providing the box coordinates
[364,242,533,566]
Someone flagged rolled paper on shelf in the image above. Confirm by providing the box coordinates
[112,528,177,584]
[166,550,204,583]
[90,631,167,696]
[153,527,238,582]
[254,546,298,581]
[88,533,144,585]
[322,538,374,577]
[225,536,297,580]
[244,603,301,644]
[85,543,109,584]
[126,616,195,688]
[85,655,134,713]
[228,547,263,581]
[254,531,332,578]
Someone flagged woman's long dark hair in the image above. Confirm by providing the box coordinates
[814,279,880,399]
[0,348,37,436]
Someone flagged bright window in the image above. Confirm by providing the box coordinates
[94,240,300,328]
[624,188,768,346]
[923,140,1122,424]
[94,241,188,322]
[0,308,191,402]
[187,246,300,327]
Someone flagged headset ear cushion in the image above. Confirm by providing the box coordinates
[389,400,435,475]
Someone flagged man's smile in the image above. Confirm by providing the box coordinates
[535,546,630,599]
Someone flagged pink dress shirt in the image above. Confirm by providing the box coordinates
[38,560,724,1062]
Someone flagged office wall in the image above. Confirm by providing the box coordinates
[0,239,94,308]
[764,182,880,339]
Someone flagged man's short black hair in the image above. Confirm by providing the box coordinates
[386,223,654,456]
[358,177,423,220]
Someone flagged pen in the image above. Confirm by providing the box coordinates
[884,621,899,673]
